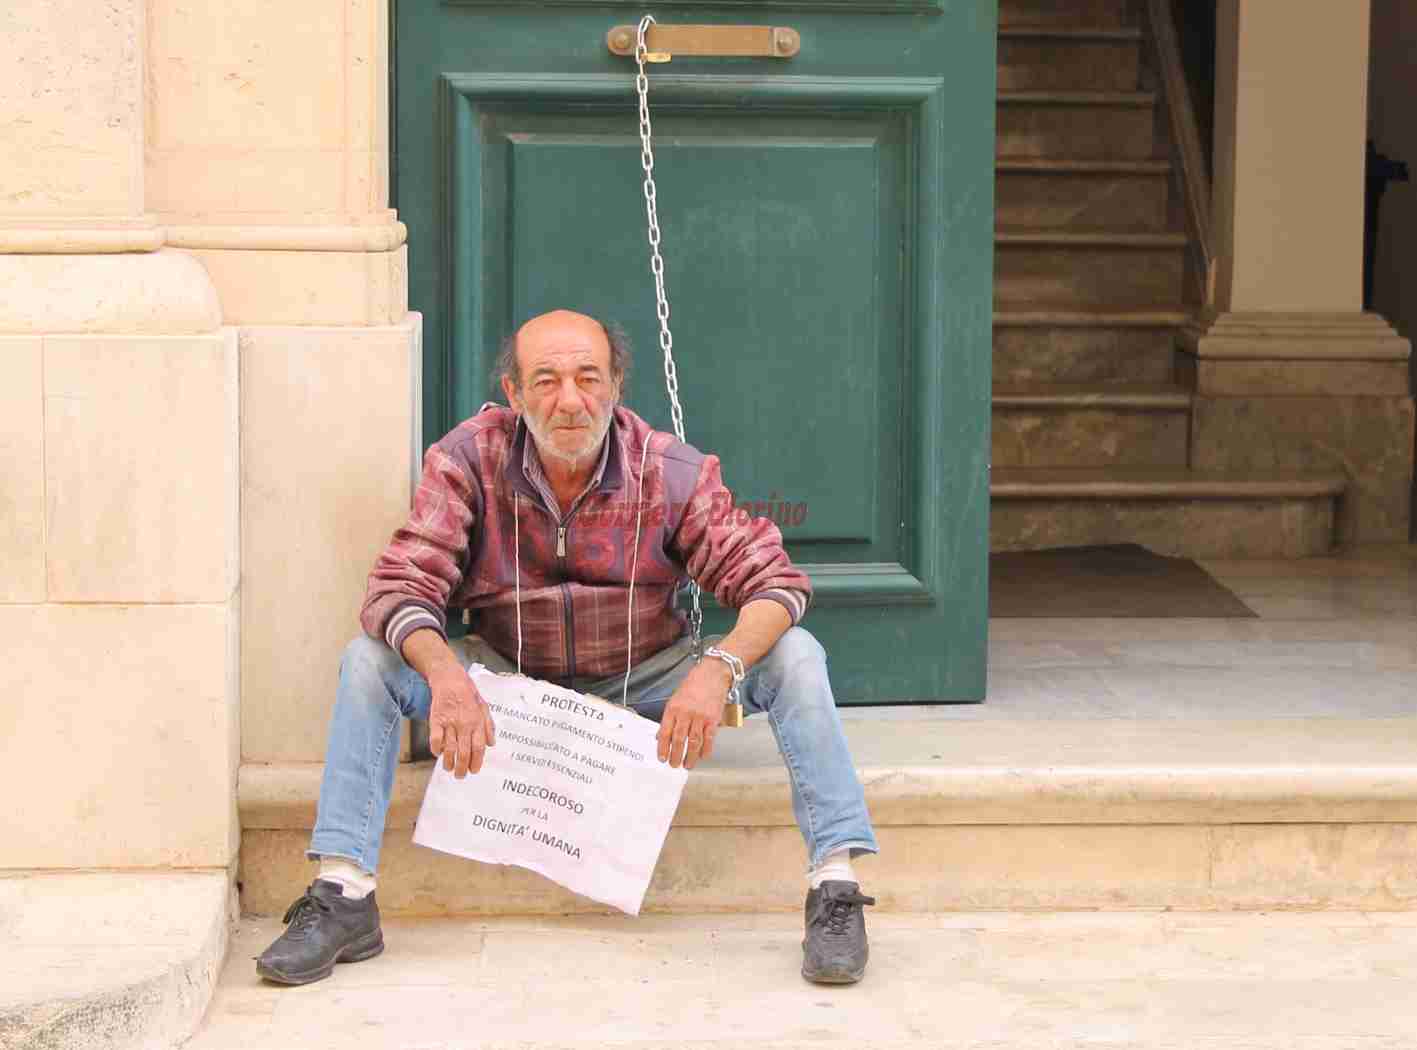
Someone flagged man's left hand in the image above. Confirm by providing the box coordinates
[657,660,731,770]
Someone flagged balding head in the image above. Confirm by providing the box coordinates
[495,310,631,392]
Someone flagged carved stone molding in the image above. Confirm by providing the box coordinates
[1182,311,1411,361]
[0,219,165,255]
[1178,311,1412,397]
[0,249,222,334]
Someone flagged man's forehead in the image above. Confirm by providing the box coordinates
[516,311,611,372]
[522,345,606,372]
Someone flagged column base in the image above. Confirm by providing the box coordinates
[0,247,220,334]
[1179,311,1414,544]
[1178,311,1410,395]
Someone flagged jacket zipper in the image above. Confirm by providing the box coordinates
[554,508,584,682]
[529,496,587,683]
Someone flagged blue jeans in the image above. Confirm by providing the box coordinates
[308,626,879,875]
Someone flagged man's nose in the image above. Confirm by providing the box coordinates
[553,377,588,416]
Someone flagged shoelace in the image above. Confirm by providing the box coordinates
[281,891,333,938]
[811,889,876,936]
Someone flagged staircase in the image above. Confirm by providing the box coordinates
[991,0,1345,557]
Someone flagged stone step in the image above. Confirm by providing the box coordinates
[999,27,1143,92]
[998,91,1158,160]
[1,872,232,1050]
[992,385,1192,468]
[1000,0,1135,28]
[990,467,1346,557]
[995,229,1188,309]
[994,308,1190,385]
[238,714,1417,916]
[996,158,1172,230]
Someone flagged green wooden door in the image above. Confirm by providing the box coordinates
[395,1,995,702]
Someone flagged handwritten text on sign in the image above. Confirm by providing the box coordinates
[412,667,687,915]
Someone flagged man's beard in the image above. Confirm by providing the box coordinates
[524,402,614,468]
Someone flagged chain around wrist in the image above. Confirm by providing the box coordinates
[701,646,745,699]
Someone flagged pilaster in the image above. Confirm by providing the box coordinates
[1187,0,1413,545]
[0,0,240,873]
[141,0,423,760]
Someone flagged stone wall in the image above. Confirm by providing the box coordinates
[0,0,419,878]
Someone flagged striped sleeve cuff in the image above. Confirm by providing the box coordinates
[751,588,809,626]
[385,603,446,655]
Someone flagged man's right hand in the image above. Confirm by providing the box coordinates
[401,628,497,778]
[427,666,497,778]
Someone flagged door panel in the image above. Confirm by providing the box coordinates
[397,4,995,701]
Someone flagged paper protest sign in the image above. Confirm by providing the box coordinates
[412,666,688,915]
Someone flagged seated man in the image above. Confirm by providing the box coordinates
[257,309,879,986]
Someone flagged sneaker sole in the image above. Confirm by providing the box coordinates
[801,964,866,985]
[257,929,385,986]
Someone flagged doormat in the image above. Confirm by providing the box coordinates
[989,543,1258,618]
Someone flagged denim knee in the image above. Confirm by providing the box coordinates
[753,627,830,703]
[337,635,404,713]
[760,626,826,674]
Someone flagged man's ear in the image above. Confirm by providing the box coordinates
[500,373,521,411]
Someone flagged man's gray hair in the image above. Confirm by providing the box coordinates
[495,319,632,391]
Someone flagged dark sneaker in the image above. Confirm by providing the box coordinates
[802,880,875,984]
[255,879,384,985]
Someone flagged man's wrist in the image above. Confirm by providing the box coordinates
[696,656,734,689]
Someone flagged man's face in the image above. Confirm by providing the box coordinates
[502,311,619,469]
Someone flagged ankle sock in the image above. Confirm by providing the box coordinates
[318,857,377,900]
[808,849,856,890]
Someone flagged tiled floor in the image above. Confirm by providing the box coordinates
[846,546,1417,722]
[188,545,1417,1049]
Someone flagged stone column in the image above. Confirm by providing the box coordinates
[0,0,240,871]
[142,0,422,766]
[1182,0,1413,544]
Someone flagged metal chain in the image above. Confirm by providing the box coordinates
[635,13,703,652]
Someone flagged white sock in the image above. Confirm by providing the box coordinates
[808,849,856,890]
[318,857,377,900]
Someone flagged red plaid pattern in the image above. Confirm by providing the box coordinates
[361,405,811,684]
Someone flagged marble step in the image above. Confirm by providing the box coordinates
[992,385,1192,468]
[998,91,1158,160]
[999,27,1143,92]
[991,467,1346,557]
[997,159,1172,230]
[1000,0,1135,28]
[994,308,1190,385]
[238,714,1417,916]
[995,229,1188,309]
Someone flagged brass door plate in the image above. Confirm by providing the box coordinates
[607,24,801,60]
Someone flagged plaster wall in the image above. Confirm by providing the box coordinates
[1212,0,1370,313]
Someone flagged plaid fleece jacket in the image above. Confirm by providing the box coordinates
[361,404,812,684]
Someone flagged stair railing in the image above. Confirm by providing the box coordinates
[1143,0,1215,312]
